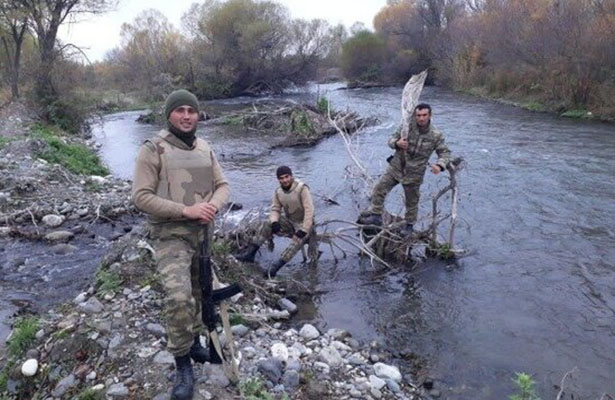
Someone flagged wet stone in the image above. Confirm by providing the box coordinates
[52,243,77,255]
[257,358,283,384]
[231,324,249,337]
[145,323,166,337]
[282,370,300,389]
[51,374,77,397]
[44,230,74,243]
[42,214,64,227]
[299,324,320,340]
[106,383,129,397]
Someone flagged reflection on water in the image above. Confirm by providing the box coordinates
[89,85,615,398]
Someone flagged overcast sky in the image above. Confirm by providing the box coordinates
[58,0,386,62]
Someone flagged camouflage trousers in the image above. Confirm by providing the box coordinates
[149,221,211,357]
[367,170,422,224]
[255,216,318,263]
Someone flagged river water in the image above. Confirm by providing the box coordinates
[3,83,614,398]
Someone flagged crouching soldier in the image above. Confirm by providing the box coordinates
[235,166,318,278]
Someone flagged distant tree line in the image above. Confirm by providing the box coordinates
[341,0,615,115]
[96,0,347,99]
[2,0,615,126]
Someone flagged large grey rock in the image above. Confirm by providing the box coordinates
[278,298,298,314]
[271,342,289,362]
[51,374,77,397]
[78,297,104,314]
[282,370,300,389]
[369,375,386,390]
[299,324,320,340]
[145,323,166,337]
[73,292,88,305]
[257,358,283,384]
[318,346,343,368]
[153,350,174,365]
[231,324,249,337]
[42,214,64,227]
[373,362,402,383]
[203,364,230,387]
[44,230,74,242]
[107,383,129,397]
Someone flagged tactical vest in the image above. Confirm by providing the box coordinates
[148,130,214,222]
[275,180,307,224]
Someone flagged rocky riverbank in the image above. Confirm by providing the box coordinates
[1,227,434,400]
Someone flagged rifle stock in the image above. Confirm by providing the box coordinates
[198,224,242,364]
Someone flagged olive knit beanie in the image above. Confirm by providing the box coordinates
[276,165,292,178]
[164,89,199,119]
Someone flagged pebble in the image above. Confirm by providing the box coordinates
[278,298,298,314]
[78,297,104,314]
[44,230,74,242]
[373,362,402,383]
[106,383,129,397]
[271,342,289,362]
[21,359,38,376]
[42,214,64,227]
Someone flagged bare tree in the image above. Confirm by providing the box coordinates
[0,1,28,99]
[16,0,116,101]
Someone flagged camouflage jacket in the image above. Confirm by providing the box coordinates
[386,122,451,184]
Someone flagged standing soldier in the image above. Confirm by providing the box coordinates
[132,89,230,400]
[361,103,451,233]
[235,166,318,278]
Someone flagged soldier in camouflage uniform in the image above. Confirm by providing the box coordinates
[235,166,317,278]
[131,89,230,400]
[362,103,451,233]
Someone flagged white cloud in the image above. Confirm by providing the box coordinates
[58,0,385,62]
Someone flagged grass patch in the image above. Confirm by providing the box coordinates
[7,316,39,358]
[430,242,454,260]
[0,362,12,393]
[291,110,314,136]
[84,181,103,192]
[76,388,105,400]
[95,268,123,295]
[211,240,232,257]
[521,102,544,112]
[31,123,109,176]
[316,97,330,114]
[0,137,13,150]
[561,109,589,119]
[239,377,287,400]
[509,372,541,400]
[229,312,247,326]
[223,115,244,126]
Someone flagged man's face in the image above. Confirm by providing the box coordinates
[415,108,431,127]
[278,173,293,189]
[168,105,198,133]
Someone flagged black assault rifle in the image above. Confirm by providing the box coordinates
[199,224,241,364]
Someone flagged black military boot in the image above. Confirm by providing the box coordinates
[359,212,382,226]
[264,259,287,278]
[171,354,194,400]
[234,244,259,262]
[189,336,209,363]
[402,223,414,236]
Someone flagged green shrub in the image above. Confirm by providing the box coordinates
[0,137,13,150]
[239,378,276,400]
[7,316,39,358]
[95,269,123,295]
[32,124,109,176]
[316,97,330,114]
[560,109,589,118]
[509,372,541,400]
